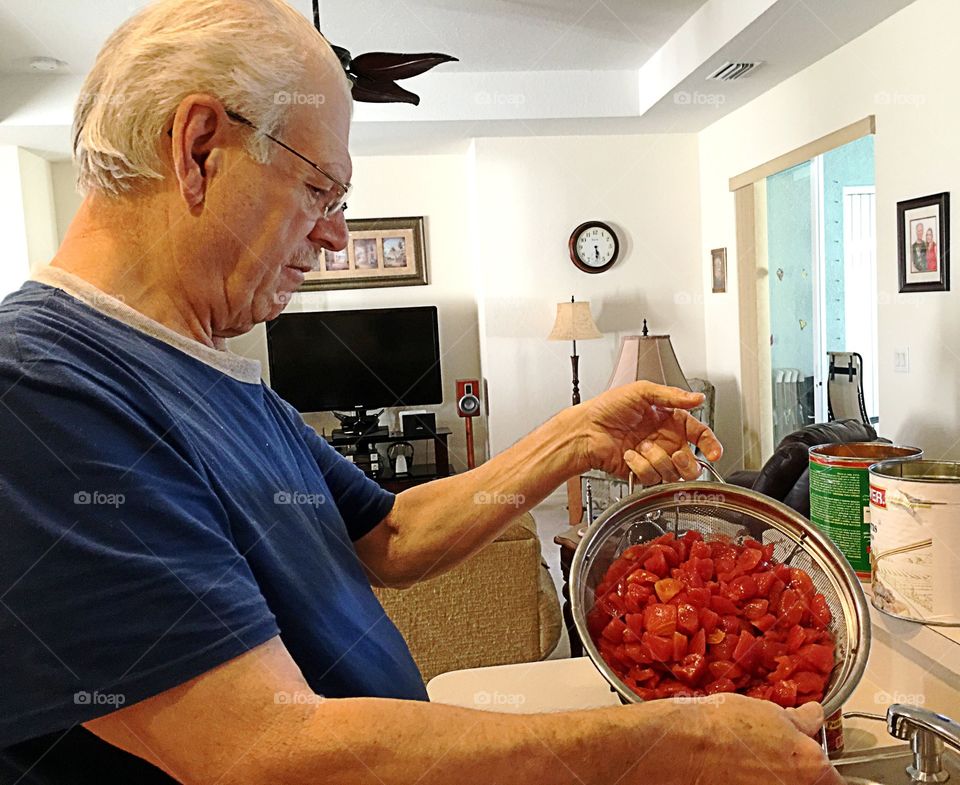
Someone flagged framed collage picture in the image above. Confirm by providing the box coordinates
[301,216,428,292]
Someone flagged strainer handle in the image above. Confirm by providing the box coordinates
[627,457,725,493]
[695,458,726,483]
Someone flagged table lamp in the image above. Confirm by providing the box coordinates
[607,319,691,392]
[548,296,603,405]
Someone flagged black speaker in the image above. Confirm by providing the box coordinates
[400,411,437,437]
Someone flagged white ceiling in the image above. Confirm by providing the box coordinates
[0,0,919,157]
[0,0,707,74]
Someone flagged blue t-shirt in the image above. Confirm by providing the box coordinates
[0,271,426,783]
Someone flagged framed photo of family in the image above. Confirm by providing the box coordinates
[897,192,950,293]
[300,216,428,291]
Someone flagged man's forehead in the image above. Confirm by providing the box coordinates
[285,94,352,177]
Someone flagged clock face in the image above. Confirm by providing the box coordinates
[570,221,619,273]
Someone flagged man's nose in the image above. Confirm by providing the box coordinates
[308,210,349,251]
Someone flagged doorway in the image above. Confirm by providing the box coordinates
[756,133,877,459]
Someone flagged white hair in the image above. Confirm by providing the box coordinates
[74,0,347,195]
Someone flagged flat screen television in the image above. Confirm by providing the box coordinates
[266,306,443,414]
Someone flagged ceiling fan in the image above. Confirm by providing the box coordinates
[311,0,458,105]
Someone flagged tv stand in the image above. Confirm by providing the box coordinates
[327,428,452,493]
[333,407,385,437]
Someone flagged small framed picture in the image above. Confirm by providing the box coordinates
[898,192,950,293]
[301,216,428,291]
[711,247,727,293]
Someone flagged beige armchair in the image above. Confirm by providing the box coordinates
[374,513,562,682]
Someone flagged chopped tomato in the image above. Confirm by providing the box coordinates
[768,654,801,682]
[799,643,835,674]
[602,617,627,642]
[793,670,827,696]
[750,614,777,632]
[786,624,806,653]
[771,679,798,708]
[698,607,720,633]
[732,630,759,669]
[677,603,700,635]
[642,632,674,662]
[737,548,763,573]
[810,594,832,628]
[710,594,739,615]
[705,677,737,695]
[690,540,712,560]
[621,544,651,561]
[689,628,707,657]
[707,628,728,646]
[743,599,770,620]
[672,631,689,661]
[644,603,678,637]
[644,548,669,577]
[727,575,758,602]
[708,660,743,681]
[754,571,776,596]
[589,535,835,708]
[672,653,707,685]
[655,578,683,603]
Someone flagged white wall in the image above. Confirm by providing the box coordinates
[51,160,83,245]
[0,147,30,298]
[17,149,58,272]
[473,134,706,456]
[699,0,960,469]
[0,146,58,299]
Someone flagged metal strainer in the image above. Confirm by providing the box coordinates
[570,470,871,718]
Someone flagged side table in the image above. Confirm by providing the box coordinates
[553,524,586,658]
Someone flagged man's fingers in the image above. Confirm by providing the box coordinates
[681,412,723,462]
[637,441,681,483]
[786,702,825,737]
[671,448,701,481]
[623,450,660,486]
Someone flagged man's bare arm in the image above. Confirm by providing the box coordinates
[83,636,840,785]
[354,383,722,588]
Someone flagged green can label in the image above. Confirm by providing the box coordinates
[809,459,872,576]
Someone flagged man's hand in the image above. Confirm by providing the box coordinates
[615,696,843,785]
[579,381,723,485]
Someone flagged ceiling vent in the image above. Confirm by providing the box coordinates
[707,61,762,81]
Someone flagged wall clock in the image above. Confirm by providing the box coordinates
[569,220,620,274]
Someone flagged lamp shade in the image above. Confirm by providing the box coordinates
[547,301,602,341]
[607,334,691,391]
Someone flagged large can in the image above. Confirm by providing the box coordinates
[869,459,960,626]
[809,443,922,579]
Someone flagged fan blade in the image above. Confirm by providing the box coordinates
[350,75,421,105]
[349,52,458,81]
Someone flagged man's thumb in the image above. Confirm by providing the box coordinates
[639,383,705,411]
[786,702,825,737]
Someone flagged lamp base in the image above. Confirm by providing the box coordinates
[570,353,581,406]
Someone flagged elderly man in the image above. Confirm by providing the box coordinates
[0,1,843,783]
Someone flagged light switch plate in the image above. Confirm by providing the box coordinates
[893,347,910,374]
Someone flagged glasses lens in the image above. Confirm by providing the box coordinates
[322,185,351,219]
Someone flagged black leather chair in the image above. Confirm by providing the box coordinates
[727,419,880,517]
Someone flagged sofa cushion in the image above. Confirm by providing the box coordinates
[373,513,561,682]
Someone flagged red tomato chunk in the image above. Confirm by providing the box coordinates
[587,532,837,707]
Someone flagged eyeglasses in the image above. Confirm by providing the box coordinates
[225,110,351,219]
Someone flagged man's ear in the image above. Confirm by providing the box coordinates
[169,95,231,211]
